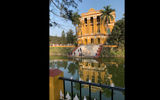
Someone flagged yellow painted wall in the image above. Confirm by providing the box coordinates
[49,71,64,100]
[77,8,116,45]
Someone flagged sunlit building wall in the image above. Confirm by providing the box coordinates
[77,8,116,45]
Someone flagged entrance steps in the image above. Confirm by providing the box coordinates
[72,45,102,57]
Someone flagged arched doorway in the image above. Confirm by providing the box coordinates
[98,38,100,44]
[91,38,94,44]
[85,39,87,45]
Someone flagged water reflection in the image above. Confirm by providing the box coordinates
[50,57,124,100]
[79,59,113,92]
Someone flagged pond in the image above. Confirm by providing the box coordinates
[50,56,125,100]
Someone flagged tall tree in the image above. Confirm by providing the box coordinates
[66,29,75,44]
[100,5,115,34]
[61,30,66,44]
[107,17,125,47]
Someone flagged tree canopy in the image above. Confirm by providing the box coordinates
[100,5,115,34]
[66,29,77,44]
[50,29,77,45]
[61,30,66,44]
[107,17,125,47]
[49,0,82,27]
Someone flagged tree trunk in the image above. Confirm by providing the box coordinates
[106,21,109,35]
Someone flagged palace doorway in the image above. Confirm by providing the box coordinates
[91,38,94,44]
[85,39,87,44]
[98,38,100,44]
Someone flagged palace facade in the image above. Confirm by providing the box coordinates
[77,8,116,45]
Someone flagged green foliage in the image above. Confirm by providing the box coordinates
[70,12,81,37]
[100,5,115,24]
[71,12,81,27]
[107,18,125,47]
[101,15,125,57]
[56,61,68,69]
[50,56,69,60]
[66,29,77,44]
[105,58,125,88]
[103,88,112,98]
[101,47,125,57]
[49,47,74,56]
[100,5,115,34]
[61,30,67,44]
[49,30,67,44]
[50,0,82,27]
[74,42,78,47]
[49,36,62,44]
[50,29,77,45]
[68,62,78,75]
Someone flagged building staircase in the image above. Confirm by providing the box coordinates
[71,46,79,56]
[95,44,103,58]
[71,45,103,57]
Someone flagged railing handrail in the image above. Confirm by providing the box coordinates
[59,77,125,91]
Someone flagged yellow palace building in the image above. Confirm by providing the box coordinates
[77,8,116,45]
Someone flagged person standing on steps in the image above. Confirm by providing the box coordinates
[80,48,82,56]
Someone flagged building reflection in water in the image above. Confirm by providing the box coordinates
[78,59,116,92]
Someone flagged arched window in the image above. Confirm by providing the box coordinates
[97,16,100,33]
[90,17,94,33]
[84,18,87,26]
[90,17,93,25]
[97,16,100,24]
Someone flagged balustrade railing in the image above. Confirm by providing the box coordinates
[59,77,125,100]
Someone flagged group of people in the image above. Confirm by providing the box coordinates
[77,48,83,56]
[68,48,83,56]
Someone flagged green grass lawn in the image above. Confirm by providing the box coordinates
[49,55,69,60]
[50,47,74,56]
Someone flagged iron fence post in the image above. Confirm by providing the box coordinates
[80,83,81,100]
[99,83,101,100]
[71,81,73,100]
[89,85,91,100]
[63,80,66,99]
[111,89,113,100]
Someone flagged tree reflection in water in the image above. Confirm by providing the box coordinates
[68,62,78,75]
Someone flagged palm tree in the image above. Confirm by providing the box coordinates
[100,5,115,35]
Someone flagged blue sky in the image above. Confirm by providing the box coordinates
[50,0,124,36]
